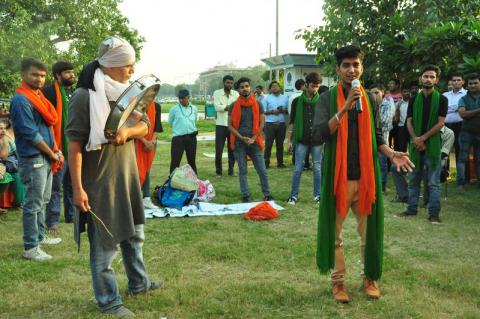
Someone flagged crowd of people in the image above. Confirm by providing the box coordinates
[3,36,479,317]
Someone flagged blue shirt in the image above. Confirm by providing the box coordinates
[10,93,55,158]
[168,103,198,137]
[263,93,288,123]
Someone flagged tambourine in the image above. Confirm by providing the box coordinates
[104,74,161,139]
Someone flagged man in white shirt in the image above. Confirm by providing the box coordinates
[213,75,239,177]
[443,72,467,181]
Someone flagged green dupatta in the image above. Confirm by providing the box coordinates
[293,91,319,144]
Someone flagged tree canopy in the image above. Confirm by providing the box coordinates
[296,0,480,87]
[0,0,144,97]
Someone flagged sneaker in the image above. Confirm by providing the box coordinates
[242,196,250,203]
[104,305,135,318]
[40,235,62,245]
[47,224,60,234]
[428,215,442,225]
[332,282,351,303]
[363,278,381,299]
[313,196,320,203]
[128,280,164,295]
[263,195,274,201]
[23,246,52,261]
[287,196,297,205]
[143,197,160,209]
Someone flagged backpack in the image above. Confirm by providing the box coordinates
[155,178,195,208]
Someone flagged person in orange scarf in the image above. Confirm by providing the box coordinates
[136,100,162,209]
[228,77,273,203]
[313,46,414,303]
[10,58,64,261]
[42,61,76,232]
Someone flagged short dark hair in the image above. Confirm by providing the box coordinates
[401,83,410,90]
[335,45,364,66]
[305,72,323,85]
[222,75,234,83]
[294,79,306,90]
[449,72,464,80]
[389,78,401,86]
[52,61,74,77]
[269,80,281,90]
[237,77,251,86]
[420,64,441,78]
[21,58,47,73]
[370,83,385,92]
[466,73,480,83]
[256,85,264,90]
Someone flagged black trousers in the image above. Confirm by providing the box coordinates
[446,121,469,181]
[215,125,235,175]
[170,133,197,174]
[393,125,409,152]
[264,122,286,167]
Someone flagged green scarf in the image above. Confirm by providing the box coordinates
[59,84,69,159]
[409,90,441,171]
[317,87,384,280]
[293,92,319,144]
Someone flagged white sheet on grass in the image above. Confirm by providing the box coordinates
[144,201,284,218]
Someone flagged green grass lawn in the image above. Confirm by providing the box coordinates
[0,128,479,318]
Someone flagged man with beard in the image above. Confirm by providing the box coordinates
[213,75,238,178]
[10,58,64,261]
[42,61,76,232]
[399,65,448,224]
[314,45,413,303]
[228,77,273,202]
[66,37,161,318]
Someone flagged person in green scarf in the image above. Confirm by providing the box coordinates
[42,61,76,233]
[313,45,414,303]
[399,65,448,224]
[286,72,324,205]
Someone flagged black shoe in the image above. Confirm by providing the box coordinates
[303,166,311,171]
[428,215,442,225]
[396,211,416,217]
[265,164,270,169]
[242,196,250,203]
[277,164,287,168]
[128,280,164,295]
[263,195,274,201]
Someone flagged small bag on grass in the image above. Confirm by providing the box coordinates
[155,178,196,209]
[170,164,199,191]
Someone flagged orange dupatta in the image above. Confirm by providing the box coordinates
[53,81,63,152]
[135,102,156,186]
[229,94,264,150]
[15,81,62,173]
[334,82,376,217]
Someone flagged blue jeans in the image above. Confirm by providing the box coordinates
[289,143,323,199]
[46,163,75,226]
[233,141,270,197]
[456,131,480,186]
[378,152,389,190]
[406,155,441,217]
[18,155,52,250]
[87,217,151,312]
[391,164,408,200]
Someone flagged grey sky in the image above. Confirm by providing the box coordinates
[119,0,324,84]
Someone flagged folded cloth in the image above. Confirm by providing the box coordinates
[244,202,279,221]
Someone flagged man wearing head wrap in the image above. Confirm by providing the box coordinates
[66,36,162,318]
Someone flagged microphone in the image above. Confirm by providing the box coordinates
[351,79,362,112]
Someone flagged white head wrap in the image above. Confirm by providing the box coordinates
[97,36,136,67]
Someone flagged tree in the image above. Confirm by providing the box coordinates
[296,0,480,87]
[0,0,144,97]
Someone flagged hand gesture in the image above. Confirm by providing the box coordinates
[74,187,91,212]
[344,87,361,112]
[392,151,415,173]
[114,128,129,145]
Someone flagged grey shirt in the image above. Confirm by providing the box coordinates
[313,89,385,180]
[228,100,265,138]
[65,88,149,249]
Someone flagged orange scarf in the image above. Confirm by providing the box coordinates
[229,94,264,150]
[334,82,376,217]
[53,81,63,152]
[16,81,62,173]
[135,102,157,186]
